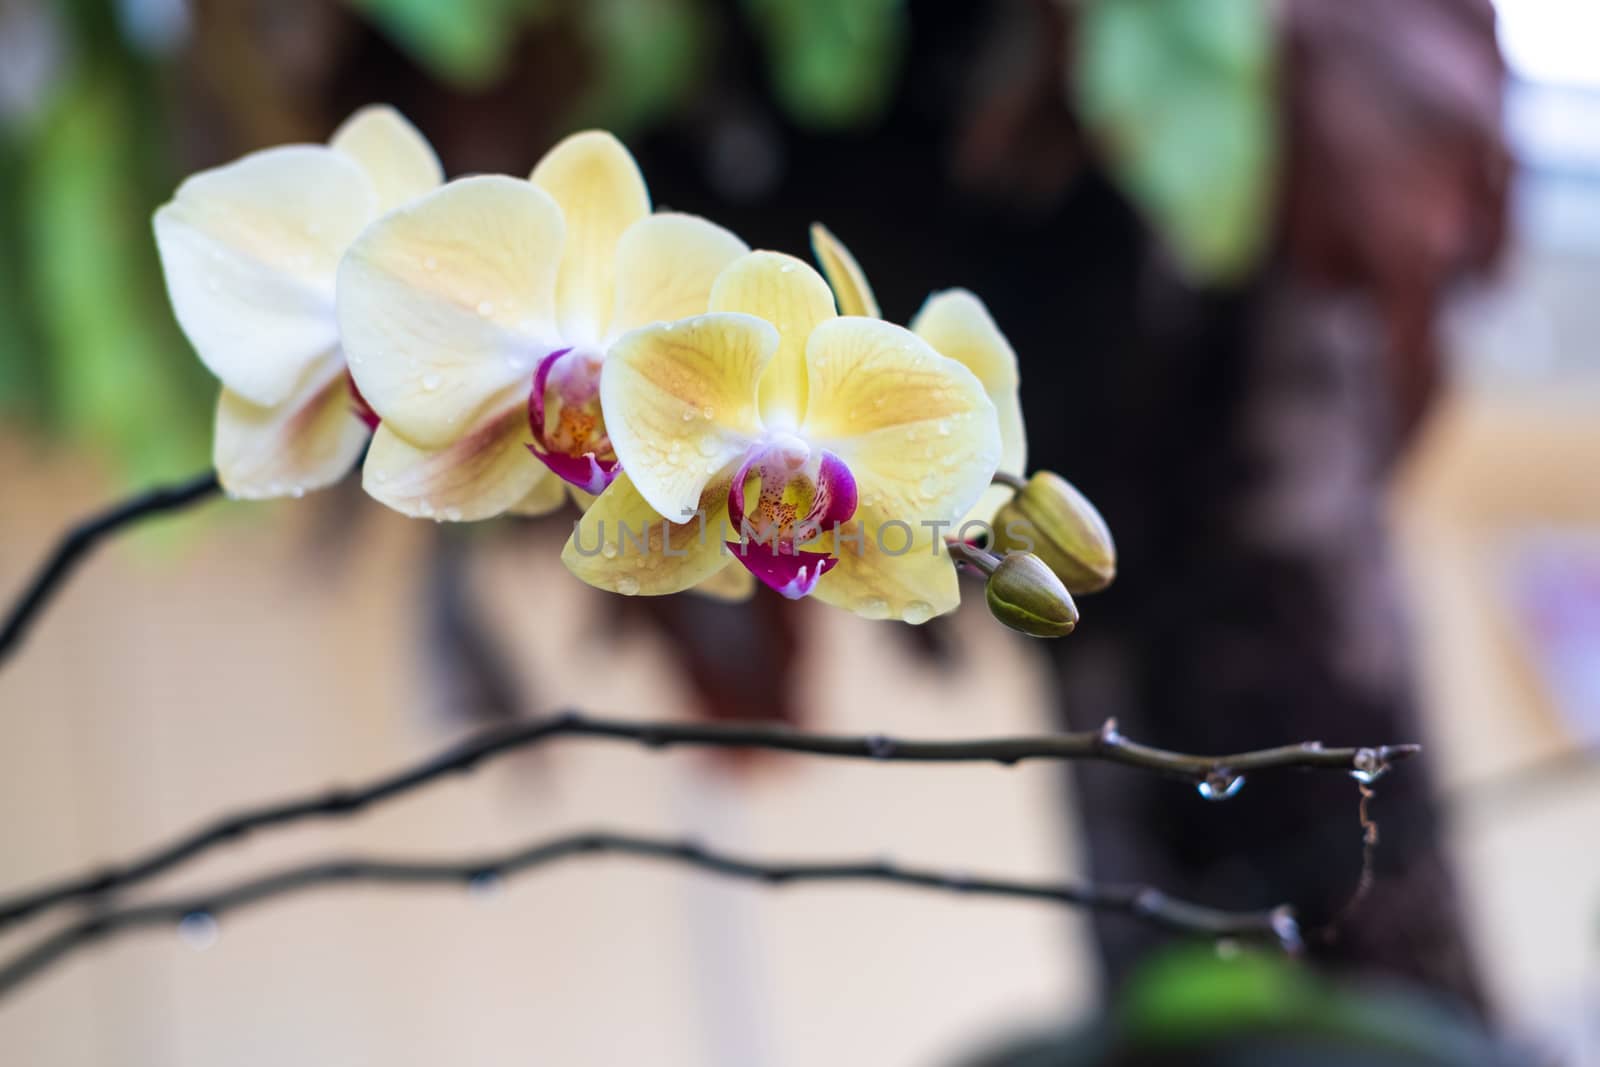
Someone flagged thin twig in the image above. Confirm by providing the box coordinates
[0,711,1418,930]
[0,829,1301,1001]
[0,469,221,666]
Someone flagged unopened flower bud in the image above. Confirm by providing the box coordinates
[990,472,1116,594]
[986,552,1079,638]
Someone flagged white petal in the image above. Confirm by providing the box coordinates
[329,105,444,213]
[154,145,376,406]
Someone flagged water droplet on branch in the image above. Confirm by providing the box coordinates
[177,911,220,950]
[1197,770,1245,801]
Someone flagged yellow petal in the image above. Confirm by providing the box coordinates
[709,251,835,427]
[561,473,733,596]
[600,312,774,521]
[691,561,757,602]
[811,511,960,623]
[608,213,748,337]
[213,360,368,499]
[154,145,375,406]
[361,406,546,521]
[530,130,649,344]
[338,175,563,449]
[329,105,444,213]
[809,223,880,318]
[910,289,1026,526]
[800,317,1001,529]
[509,473,570,517]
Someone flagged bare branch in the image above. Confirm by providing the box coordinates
[0,470,221,667]
[0,829,1301,1002]
[0,710,1417,930]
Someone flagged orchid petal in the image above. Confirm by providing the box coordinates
[600,312,773,522]
[709,251,835,427]
[213,358,368,499]
[691,561,757,602]
[509,473,571,517]
[799,317,1001,530]
[561,473,735,596]
[530,130,649,345]
[608,213,748,337]
[329,105,443,213]
[811,512,961,624]
[809,223,880,318]
[338,175,563,450]
[362,406,549,521]
[153,145,375,406]
[911,289,1026,525]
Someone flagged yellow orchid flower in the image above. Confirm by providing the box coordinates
[808,224,1027,530]
[336,131,748,521]
[154,106,442,499]
[563,251,1003,623]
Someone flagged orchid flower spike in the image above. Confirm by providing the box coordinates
[335,131,748,521]
[809,224,1027,530]
[154,106,442,499]
[563,251,1003,623]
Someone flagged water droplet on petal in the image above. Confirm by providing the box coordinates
[902,600,935,625]
[779,262,795,273]
[697,437,720,457]
[702,405,715,419]
[858,597,890,618]
[617,575,641,595]
[937,421,951,437]
[178,911,219,950]
[477,300,494,317]
[681,409,695,422]
[601,543,619,559]
[919,475,940,498]
[1197,771,1245,801]
[442,507,463,522]
[421,373,441,392]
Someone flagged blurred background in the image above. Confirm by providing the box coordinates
[1,0,1597,1063]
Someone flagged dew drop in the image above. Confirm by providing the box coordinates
[701,405,715,419]
[477,300,494,317]
[865,735,896,758]
[779,262,795,273]
[442,507,463,522]
[616,575,641,595]
[857,597,889,618]
[421,373,441,392]
[902,600,935,625]
[919,475,941,498]
[177,911,219,950]
[1197,771,1245,801]
[601,543,619,559]
[937,421,951,437]
[467,871,503,900]
[696,437,719,457]
[681,409,696,422]
[1349,748,1389,785]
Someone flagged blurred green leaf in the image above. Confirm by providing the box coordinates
[0,136,51,424]
[572,0,709,134]
[743,0,906,130]
[22,59,209,481]
[347,0,551,88]
[1119,949,1508,1063]
[1075,0,1277,284]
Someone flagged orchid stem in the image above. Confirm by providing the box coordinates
[0,828,1301,1001]
[946,538,1002,575]
[990,470,1028,492]
[0,469,221,669]
[0,709,1419,931]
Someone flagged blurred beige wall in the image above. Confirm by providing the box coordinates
[0,436,1092,1066]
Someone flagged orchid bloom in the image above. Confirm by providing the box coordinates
[154,106,442,499]
[335,131,748,521]
[563,251,1003,623]
[809,224,1027,530]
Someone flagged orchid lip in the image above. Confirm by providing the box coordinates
[525,346,620,493]
[725,442,858,598]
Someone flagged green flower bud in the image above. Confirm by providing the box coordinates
[990,472,1116,594]
[985,552,1079,638]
